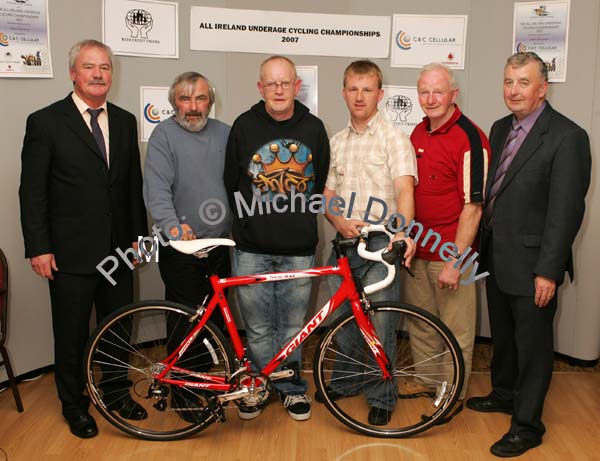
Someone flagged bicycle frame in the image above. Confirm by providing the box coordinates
[155,254,393,391]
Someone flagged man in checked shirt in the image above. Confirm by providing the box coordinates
[320,60,417,426]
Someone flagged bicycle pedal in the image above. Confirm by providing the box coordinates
[269,369,294,380]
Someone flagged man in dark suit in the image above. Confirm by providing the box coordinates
[466,52,591,457]
[19,40,148,438]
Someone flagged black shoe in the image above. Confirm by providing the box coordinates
[65,412,98,439]
[281,394,312,421]
[107,397,148,420]
[368,407,392,425]
[466,394,513,415]
[314,387,344,404]
[490,433,541,457]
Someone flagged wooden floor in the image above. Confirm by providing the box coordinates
[1,371,599,461]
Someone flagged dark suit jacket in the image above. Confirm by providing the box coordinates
[19,94,147,274]
[481,102,591,296]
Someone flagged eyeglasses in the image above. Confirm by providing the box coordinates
[262,80,295,91]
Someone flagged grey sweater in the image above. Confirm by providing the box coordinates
[144,117,231,238]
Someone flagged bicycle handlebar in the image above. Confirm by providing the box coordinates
[356,225,406,295]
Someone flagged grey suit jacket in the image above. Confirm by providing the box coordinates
[481,102,591,296]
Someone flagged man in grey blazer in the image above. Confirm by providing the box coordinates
[466,52,591,457]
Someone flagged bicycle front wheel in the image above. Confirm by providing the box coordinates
[314,302,464,438]
[85,300,235,441]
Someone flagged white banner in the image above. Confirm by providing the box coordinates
[103,0,178,58]
[190,7,390,58]
[140,86,216,142]
[513,1,570,82]
[378,86,424,135]
[391,14,468,69]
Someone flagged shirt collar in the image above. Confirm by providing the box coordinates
[71,91,108,115]
[347,110,382,136]
[513,101,546,134]
[423,105,462,134]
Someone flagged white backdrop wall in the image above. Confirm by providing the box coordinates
[1,0,598,383]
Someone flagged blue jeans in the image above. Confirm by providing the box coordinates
[233,249,315,395]
[326,234,400,411]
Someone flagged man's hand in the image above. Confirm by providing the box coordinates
[336,219,368,238]
[438,261,461,290]
[534,275,556,307]
[30,253,58,280]
[390,234,416,268]
[131,241,140,266]
[169,224,196,241]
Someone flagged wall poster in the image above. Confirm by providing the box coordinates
[0,0,52,78]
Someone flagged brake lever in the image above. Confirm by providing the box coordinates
[381,241,406,264]
[402,265,415,278]
[381,241,415,277]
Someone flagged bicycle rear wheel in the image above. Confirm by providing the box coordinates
[85,300,234,441]
[314,302,464,438]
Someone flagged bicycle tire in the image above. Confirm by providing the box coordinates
[313,302,464,438]
[84,300,235,441]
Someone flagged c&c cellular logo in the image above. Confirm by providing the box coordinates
[516,42,527,53]
[395,31,411,50]
[0,33,9,47]
[144,103,160,123]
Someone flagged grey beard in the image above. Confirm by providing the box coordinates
[175,113,207,132]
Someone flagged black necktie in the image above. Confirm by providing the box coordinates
[87,108,108,167]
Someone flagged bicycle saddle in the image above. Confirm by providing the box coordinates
[170,238,236,256]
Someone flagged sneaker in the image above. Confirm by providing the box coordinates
[237,405,262,420]
[281,394,312,421]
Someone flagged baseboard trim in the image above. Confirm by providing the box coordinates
[475,336,599,368]
[0,365,53,389]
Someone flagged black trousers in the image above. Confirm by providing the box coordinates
[158,244,231,374]
[485,242,557,440]
[49,269,133,417]
[157,243,230,318]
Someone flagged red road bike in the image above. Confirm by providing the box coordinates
[85,225,464,440]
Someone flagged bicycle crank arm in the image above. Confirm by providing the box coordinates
[216,388,250,403]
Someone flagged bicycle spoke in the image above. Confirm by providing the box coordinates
[314,303,464,438]
[85,302,234,441]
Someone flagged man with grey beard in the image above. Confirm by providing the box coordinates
[144,72,231,422]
